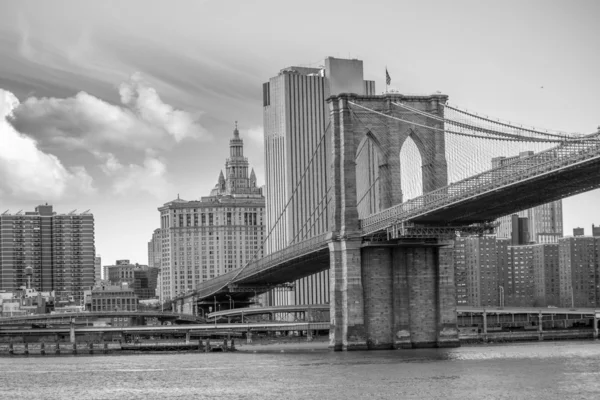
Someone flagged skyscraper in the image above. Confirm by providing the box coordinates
[493,152,563,244]
[156,125,265,302]
[0,205,95,303]
[262,57,375,306]
[454,236,500,307]
[558,235,600,307]
[94,256,102,286]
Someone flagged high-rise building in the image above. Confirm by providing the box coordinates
[506,245,535,306]
[94,256,102,286]
[262,57,375,306]
[454,236,499,307]
[148,229,161,268]
[531,243,560,307]
[0,205,95,303]
[593,224,600,237]
[494,152,563,244]
[558,236,600,308]
[156,125,265,302]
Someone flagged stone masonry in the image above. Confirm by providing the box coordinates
[327,93,459,350]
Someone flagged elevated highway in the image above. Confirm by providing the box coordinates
[0,311,202,326]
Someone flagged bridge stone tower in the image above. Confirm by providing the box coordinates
[327,93,459,350]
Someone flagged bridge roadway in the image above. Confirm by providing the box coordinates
[181,137,600,304]
[207,304,330,320]
[0,311,202,326]
[0,322,330,337]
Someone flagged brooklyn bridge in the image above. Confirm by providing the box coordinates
[172,92,600,351]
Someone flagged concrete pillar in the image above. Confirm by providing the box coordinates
[482,312,488,335]
[70,323,76,344]
[329,239,366,351]
[185,331,190,344]
[538,312,543,341]
[594,314,599,339]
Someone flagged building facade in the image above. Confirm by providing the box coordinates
[90,284,138,312]
[94,256,102,286]
[454,233,598,308]
[454,236,500,307]
[262,57,375,306]
[105,261,158,300]
[0,205,95,303]
[156,125,265,302]
[532,243,560,306]
[558,236,600,308]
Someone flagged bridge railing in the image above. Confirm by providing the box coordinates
[193,233,330,299]
[361,139,600,234]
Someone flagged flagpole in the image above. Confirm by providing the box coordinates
[385,65,388,93]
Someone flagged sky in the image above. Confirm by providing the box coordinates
[0,0,599,266]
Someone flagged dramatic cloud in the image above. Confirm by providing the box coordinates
[95,151,173,198]
[8,73,210,153]
[0,88,96,200]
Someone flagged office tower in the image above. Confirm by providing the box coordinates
[262,57,375,306]
[558,236,600,307]
[157,125,265,302]
[94,256,102,286]
[0,205,95,303]
[593,224,600,237]
[494,152,563,244]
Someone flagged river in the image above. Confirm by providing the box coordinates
[1,341,600,399]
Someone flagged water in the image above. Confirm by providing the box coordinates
[2,341,600,399]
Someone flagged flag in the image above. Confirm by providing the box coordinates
[386,68,391,85]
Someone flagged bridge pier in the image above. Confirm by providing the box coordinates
[329,239,367,351]
[329,242,459,351]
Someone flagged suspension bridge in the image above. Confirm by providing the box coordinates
[174,92,600,351]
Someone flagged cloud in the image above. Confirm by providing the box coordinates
[0,88,96,200]
[8,73,210,153]
[243,126,264,147]
[96,151,173,198]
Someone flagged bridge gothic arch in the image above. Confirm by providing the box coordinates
[326,93,458,351]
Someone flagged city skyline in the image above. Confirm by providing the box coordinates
[1,0,599,264]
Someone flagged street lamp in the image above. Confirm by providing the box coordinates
[226,294,234,310]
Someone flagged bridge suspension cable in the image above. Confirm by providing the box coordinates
[195,122,332,299]
[347,99,600,204]
[393,101,571,142]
